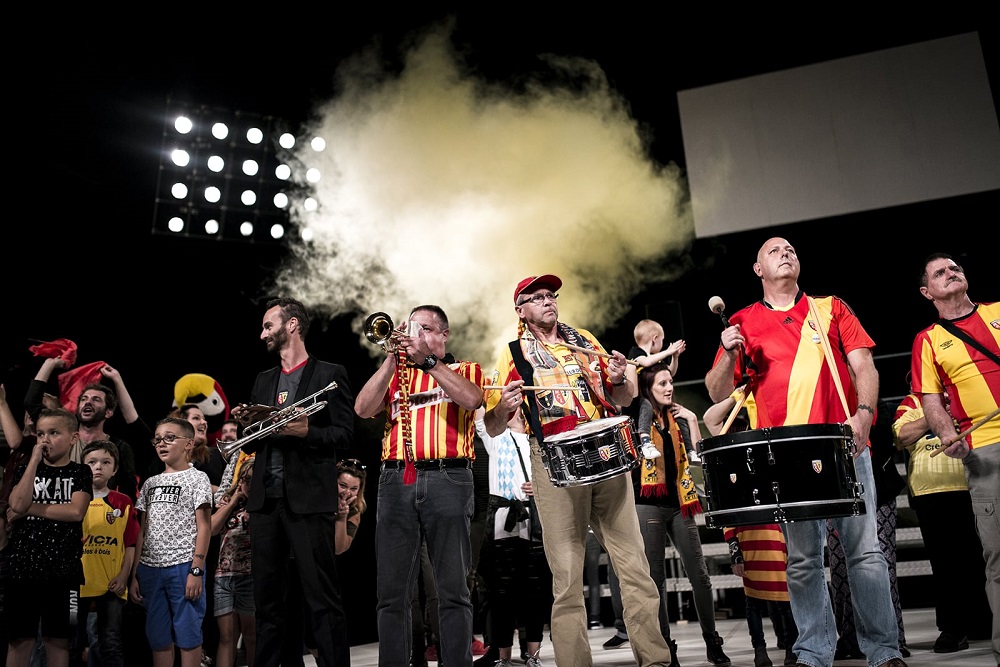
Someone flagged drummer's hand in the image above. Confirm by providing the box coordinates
[940,434,971,459]
[606,351,627,385]
[500,381,524,416]
[846,414,872,456]
[721,324,743,352]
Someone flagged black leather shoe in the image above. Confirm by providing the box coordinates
[933,631,969,653]
[602,634,629,649]
[704,632,731,666]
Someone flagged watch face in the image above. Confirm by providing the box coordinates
[189,567,203,576]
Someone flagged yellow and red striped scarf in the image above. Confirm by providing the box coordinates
[640,412,702,517]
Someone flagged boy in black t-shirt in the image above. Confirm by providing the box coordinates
[4,407,93,666]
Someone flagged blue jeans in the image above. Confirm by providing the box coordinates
[783,448,900,667]
[376,465,474,667]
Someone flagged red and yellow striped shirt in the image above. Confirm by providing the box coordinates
[910,302,1000,449]
[722,523,790,602]
[381,360,485,461]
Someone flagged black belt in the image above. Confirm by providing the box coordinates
[381,458,472,471]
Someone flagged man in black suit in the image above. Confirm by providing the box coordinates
[237,296,355,667]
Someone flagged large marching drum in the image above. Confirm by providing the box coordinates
[698,423,865,528]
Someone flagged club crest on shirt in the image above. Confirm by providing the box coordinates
[277,391,289,405]
[729,473,737,483]
[991,319,999,330]
[812,460,823,474]
[105,507,122,525]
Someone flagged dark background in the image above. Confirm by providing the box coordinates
[3,7,997,646]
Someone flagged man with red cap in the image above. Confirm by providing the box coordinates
[483,275,676,667]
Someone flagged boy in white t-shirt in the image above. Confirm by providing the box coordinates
[130,417,213,667]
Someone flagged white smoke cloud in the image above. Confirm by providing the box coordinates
[269,21,693,369]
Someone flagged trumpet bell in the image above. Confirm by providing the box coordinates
[364,312,400,352]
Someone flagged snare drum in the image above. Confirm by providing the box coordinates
[541,416,640,487]
[699,423,865,527]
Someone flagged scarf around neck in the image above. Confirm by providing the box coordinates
[640,410,702,517]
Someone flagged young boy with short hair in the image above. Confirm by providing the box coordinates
[627,319,687,460]
[130,417,213,667]
[4,407,93,667]
[76,440,140,667]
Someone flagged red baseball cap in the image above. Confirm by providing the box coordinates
[514,274,562,304]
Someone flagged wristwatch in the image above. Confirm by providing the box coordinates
[418,354,438,371]
[188,566,204,577]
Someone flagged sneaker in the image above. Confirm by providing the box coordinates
[704,632,731,667]
[933,631,969,653]
[472,637,488,656]
[640,436,662,460]
[525,657,542,667]
[754,647,772,667]
[493,660,515,667]
[588,618,602,630]
[473,646,500,667]
[602,634,630,649]
[200,653,214,667]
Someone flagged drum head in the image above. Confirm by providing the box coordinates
[547,416,630,442]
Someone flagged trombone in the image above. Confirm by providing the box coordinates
[220,381,338,462]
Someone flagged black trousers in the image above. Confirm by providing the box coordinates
[251,497,349,667]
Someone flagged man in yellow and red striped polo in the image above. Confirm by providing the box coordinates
[355,304,486,667]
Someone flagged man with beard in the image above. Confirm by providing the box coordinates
[232,296,355,667]
[25,358,138,501]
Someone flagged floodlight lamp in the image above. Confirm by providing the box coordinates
[311,137,326,151]
[246,127,263,144]
[205,186,222,203]
[205,219,220,234]
[304,197,318,212]
[207,155,225,173]
[242,159,259,176]
[168,216,185,232]
[212,123,229,140]
[240,221,254,236]
[171,183,189,199]
[275,164,291,180]
[171,149,190,167]
[270,223,285,239]
[174,116,193,134]
[279,133,295,149]
[241,190,257,206]
[306,168,320,183]
[273,193,289,208]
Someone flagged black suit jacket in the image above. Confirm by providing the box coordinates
[244,356,354,514]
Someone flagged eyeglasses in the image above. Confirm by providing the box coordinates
[338,458,366,471]
[150,434,192,446]
[518,292,559,306]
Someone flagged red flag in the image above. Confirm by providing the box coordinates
[57,361,106,412]
[28,338,78,367]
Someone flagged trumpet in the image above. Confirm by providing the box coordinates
[363,312,412,353]
[220,381,338,462]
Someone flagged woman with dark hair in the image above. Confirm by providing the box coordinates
[334,458,368,554]
[604,361,729,666]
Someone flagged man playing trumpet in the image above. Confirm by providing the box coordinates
[355,305,486,667]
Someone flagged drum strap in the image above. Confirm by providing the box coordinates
[509,341,547,444]
[937,316,1000,368]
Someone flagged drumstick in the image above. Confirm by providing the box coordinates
[806,297,852,419]
[560,343,641,367]
[719,385,749,436]
[929,407,1000,458]
[484,384,582,392]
